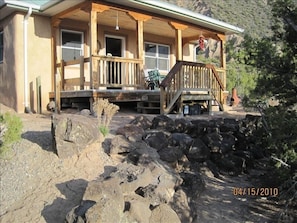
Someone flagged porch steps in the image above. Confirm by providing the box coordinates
[136,89,221,114]
[137,92,161,114]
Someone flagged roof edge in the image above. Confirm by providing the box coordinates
[127,0,244,34]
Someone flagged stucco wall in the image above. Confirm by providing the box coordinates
[27,14,52,113]
[0,12,52,113]
[0,13,21,112]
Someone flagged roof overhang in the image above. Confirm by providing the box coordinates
[102,0,244,35]
[0,0,244,35]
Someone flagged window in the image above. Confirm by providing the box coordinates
[145,43,170,71]
[0,30,3,63]
[61,30,83,61]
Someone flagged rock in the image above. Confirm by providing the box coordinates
[149,204,181,223]
[180,171,205,199]
[151,115,175,132]
[123,194,152,223]
[158,146,184,163]
[127,142,160,166]
[169,133,193,152]
[174,118,193,133]
[187,138,210,162]
[116,124,145,142]
[189,119,209,137]
[202,131,222,153]
[130,115,152,130]
[171,188,192,223]
[51,114,101,159]
[220,132,237,154]
[217,154,246,176]
[109,135,136,155]
[65,200,96,223]
[143,130,170,151]
[110,163,153,195]
[220,118,239,132]
[79,109,91,116]
[83,177,125,223]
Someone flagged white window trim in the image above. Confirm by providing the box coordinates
[104,34,126,57]
[61,29,84,61]
[144,42,170,72]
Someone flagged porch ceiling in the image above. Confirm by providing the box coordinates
[62,8,216,40]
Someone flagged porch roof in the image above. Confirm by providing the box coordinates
[0,0,243,35]
[105,0,244,35]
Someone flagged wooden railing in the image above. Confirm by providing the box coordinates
[92,55,143,89]
[56,56,90,90]
[160,60,225,114]
[56,56,144,90]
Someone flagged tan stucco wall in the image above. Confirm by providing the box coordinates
[0,13,52,113]
[0,13,21,112]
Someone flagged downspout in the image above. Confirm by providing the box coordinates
[23,7,32,113]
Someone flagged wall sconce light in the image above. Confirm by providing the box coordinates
[115,11,120,30]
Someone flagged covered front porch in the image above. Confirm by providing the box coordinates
[50,0,231,113]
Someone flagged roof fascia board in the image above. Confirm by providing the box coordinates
[1,0,63,12]
[2,0,40,10]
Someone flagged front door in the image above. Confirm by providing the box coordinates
[105,35,125,86]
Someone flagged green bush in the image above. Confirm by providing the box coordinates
[0,112,23,157]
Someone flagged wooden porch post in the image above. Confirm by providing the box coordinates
[169,22,188,61]
[88,3,109,89]
[90,9,97,89]
[128,12,152,86]
[217,34,226,89]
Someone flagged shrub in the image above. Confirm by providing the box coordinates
[93,99,119,138]
[0,112,23,157]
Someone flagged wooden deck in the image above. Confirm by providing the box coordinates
[49,89,161,111]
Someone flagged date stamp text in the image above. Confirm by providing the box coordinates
[232,187,279,197]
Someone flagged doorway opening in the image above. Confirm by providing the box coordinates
[105,35,125,87]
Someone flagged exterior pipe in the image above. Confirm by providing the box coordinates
[23,7,32,113]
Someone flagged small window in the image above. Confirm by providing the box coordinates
[0,30,3,63]
[61,30,83,61]
[145,42,170,71]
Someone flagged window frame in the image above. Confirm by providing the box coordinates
[60,29,84,62]
[144,42,170,72]
[0,30,3,63]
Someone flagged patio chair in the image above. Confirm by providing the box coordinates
[147,69,161,90]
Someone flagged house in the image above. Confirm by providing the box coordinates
[0,0,244,114]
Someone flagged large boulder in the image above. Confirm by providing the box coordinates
[51,114,101,159]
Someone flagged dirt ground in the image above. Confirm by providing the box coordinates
[0,104,286,223]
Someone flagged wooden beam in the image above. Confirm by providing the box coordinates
[137,20,144,60]
[220,39,226,89]
[128,11,152,21]
[82,2,110,13]
[216,34,226,41]
[176,29,182,61]
[169,21,188,31]
[52,1,89,21]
